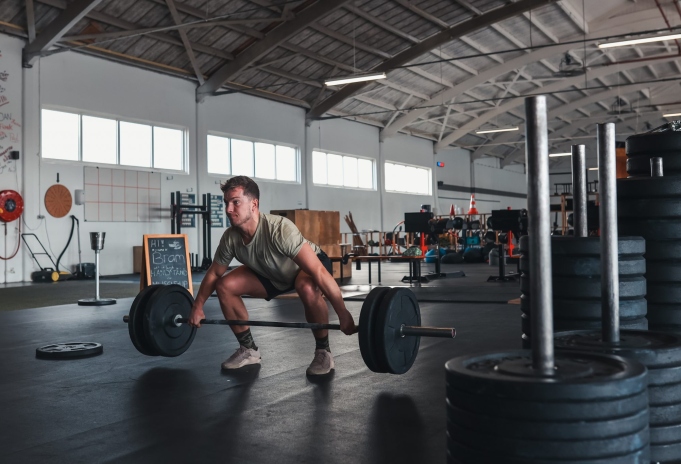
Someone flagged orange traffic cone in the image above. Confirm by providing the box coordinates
[449,204,455,217]
[467,194,479,215]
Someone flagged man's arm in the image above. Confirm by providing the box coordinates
[293,243,357,335]
[188,260,229,327]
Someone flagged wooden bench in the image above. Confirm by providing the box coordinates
[328,254,425,285]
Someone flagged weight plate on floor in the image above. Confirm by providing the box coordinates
[358,287,390,373]
[627,130,681,156]
[36,342,103,360]
[520,275,646,299]
[627,155,681,177]
[651,422,681,444]
[143,284,196,357]
[554,330,681,367]
[374,287,421,375]
[519,255,645,276]
[649,364,681,386]
[646,261,681,282]
[128,284,162,356]
[651,441,681,464]
[649,402,681,425]
[647,304,681,326]
[650,381,681,405]
[445,350,647,401]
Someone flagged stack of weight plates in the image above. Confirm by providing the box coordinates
[445,350,650,463]
[619,174,681,333]
[626,130,681,177]
[519,236,648,346]
[555,330,681,462]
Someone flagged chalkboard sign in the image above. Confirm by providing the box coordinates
[140,234,193,293]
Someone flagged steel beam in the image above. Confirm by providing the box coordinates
[307,0,559,123]
[165,0,204,84]
[196,0,351,101]
[23,0,103,65]
[25,0,36,42]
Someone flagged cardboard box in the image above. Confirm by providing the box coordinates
[325,243,352,280]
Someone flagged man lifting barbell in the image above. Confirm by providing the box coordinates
[188,176,357,376]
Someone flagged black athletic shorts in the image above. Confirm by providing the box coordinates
[254,251,333,301]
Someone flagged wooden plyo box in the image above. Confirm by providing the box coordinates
[269,210,340,247]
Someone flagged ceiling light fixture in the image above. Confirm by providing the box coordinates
[663,112,681,118]
[324,72,387,86]
[548,152,572,157]
[475,127,519,134]
[598,33,681,49]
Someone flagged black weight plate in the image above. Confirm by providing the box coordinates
[445,350,647,401]
[143,284,196,357]
[646,240,681,260]
[647,304,681,326]
[650,381,681,405]
[128,285,163,356]
[618,176,681,198]
[647,283,681,304]
[627,155,681,177]
[446,384,649,422]
[522,316,648,335]
[645,261,681,282]
[446,398,649,440]
[651,441,681,464]
[619,219,681,240]
[520,275,646,299]
[553,330,681,368]
[518,235,645,256]
[649,363,681,386]
[446,437,651,464]
[446,420,649,460]
[374,287,420,375]
[519,255,645,276]
[36,342,103,360]
[649,402,681,425]
[627,130,681,155]
[520,295,647,320]
[358,287,390,373]
[619,198,681,218]
[651,422,681,444]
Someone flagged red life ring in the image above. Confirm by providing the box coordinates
[0,190,24,223]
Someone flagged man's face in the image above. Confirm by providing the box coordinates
[224,187,257,227]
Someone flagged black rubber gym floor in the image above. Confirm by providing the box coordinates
[0,262,521,464]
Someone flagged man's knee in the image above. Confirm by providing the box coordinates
[296,277,320,302]
[216,274,242,298]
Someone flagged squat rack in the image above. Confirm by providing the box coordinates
[170,191,213,270]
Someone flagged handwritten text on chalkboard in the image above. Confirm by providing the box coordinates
[146,237,190,289]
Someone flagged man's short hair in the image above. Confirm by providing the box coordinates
[220,176,260,200]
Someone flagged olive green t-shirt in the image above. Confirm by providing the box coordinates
[213,213,322,290]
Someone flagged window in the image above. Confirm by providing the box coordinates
[385,161,432,195]
[312,149,375,190]
[206,134,299,182]
[40,108,186,171]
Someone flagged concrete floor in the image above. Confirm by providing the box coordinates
[0,262,521,464]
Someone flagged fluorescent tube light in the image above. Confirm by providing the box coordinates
[549,152,572,157]
[325,72,387,86]
[663,112,681,118]
[588,167,599,171]
[598,33,681,49]
[475,127,519,134]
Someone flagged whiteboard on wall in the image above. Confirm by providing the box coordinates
[84,167,161,222]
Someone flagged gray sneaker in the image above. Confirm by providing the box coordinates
[306,349,335,376]
[221,346,261,370]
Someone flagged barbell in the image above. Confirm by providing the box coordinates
[124,284,456,375]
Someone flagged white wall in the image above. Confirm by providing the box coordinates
[1,31,535,283]
[0,35,23,283]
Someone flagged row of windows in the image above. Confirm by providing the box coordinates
[41,109,432,195]
[41,109,185,170]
